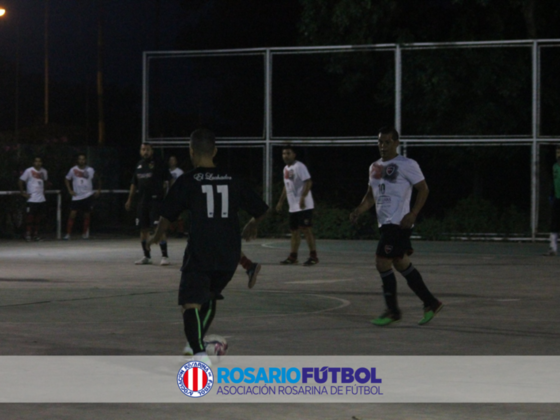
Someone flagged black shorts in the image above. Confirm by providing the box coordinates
[178,270,236,306]
[70,196,94,212]
[136,200,163,229]
[26,202,47,216]
[289,209,313,230]
[376,224,414,259]
[551,198,560,232]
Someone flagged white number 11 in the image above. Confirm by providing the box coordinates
[201,185,229,218]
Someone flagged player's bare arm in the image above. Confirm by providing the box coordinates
[242,214,267,242]
[146,216,171,250]
[64,178,76,197]
[350,186,375,224]
[124,184,136,211]
[275,186,287,212]
[18,179,30,199]
[400,180,429,229]
[299,179,312,209]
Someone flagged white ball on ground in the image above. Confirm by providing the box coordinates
[204,334,228,357]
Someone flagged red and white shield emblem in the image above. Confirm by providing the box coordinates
[384,245,393,254]
[177,361,214,398]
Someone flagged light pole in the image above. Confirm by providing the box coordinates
[0,7,20,142]
[44,0,49,125]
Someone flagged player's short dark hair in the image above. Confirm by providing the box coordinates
[282,144,296,154]
[33,156,42,162]
[378,126,400,142]
[190,129,216,156]
[141,142,153,148]
[76,153,87,160]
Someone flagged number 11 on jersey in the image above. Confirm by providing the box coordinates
[202,185,229,218]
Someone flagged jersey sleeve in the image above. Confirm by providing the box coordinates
[297,162,311,182]
[65,168,74,181]
[19,169,29,182]
[161,178,188,222]
[239,179,269,218]
[402,159,424,186]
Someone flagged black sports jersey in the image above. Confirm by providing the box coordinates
[131,157,171,200]
[161,167,269,271]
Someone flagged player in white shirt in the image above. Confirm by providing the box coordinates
[18,157,49,242]
[168,155,184,186]
[276,145,319,266]
[64,154,101,240]
[350,127,443,326]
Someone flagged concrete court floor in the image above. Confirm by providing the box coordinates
[0,237,559,419]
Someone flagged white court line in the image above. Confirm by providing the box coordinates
[284,279,354,285]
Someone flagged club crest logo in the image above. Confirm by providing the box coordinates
[383,164,398,182]
[384,245,393,254]
[194,173,204,181]
[177,361,214,398]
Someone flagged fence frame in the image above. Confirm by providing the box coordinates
[143,39,560,240]
[0,190,129,239]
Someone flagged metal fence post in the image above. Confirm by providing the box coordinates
[265,49,273,205]
[531,41,539,241]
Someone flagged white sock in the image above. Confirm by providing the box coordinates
[551,233,558,252]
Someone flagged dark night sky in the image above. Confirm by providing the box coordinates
[0,0,186,87]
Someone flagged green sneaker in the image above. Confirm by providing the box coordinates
[418,301,444,325]
[371,309,402,326]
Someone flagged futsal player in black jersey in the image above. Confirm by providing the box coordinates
[148,129,268,362]
[125,143,172,266]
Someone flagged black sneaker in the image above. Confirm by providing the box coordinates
[303,257,319,266]
[34,236,43,242]
[371,309,402,326]
[280,257,298,265]
[246,263,261,289]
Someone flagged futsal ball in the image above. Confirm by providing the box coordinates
[205,334,228,357]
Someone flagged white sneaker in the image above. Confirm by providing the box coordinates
[82,231,89,239]
[135,257,152,265]
[183,343,193,356]
[160,257,170,266]
[193,352,212,367]
[63,234,70,240]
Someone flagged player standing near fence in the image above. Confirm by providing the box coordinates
[544,145,560,256]
[276,146,319,266]
[350,127,443,326]
[125,143,172,266]
[147,129,268,362]
[64,154,101,240]
[18,157,48,242]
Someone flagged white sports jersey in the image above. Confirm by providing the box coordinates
[66,166,95,201]
[368,155,424,227]
[283,160,314,213]
[19,167,48,203]
[170,167,184,181]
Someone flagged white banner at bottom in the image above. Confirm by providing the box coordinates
[0,356,558,403]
